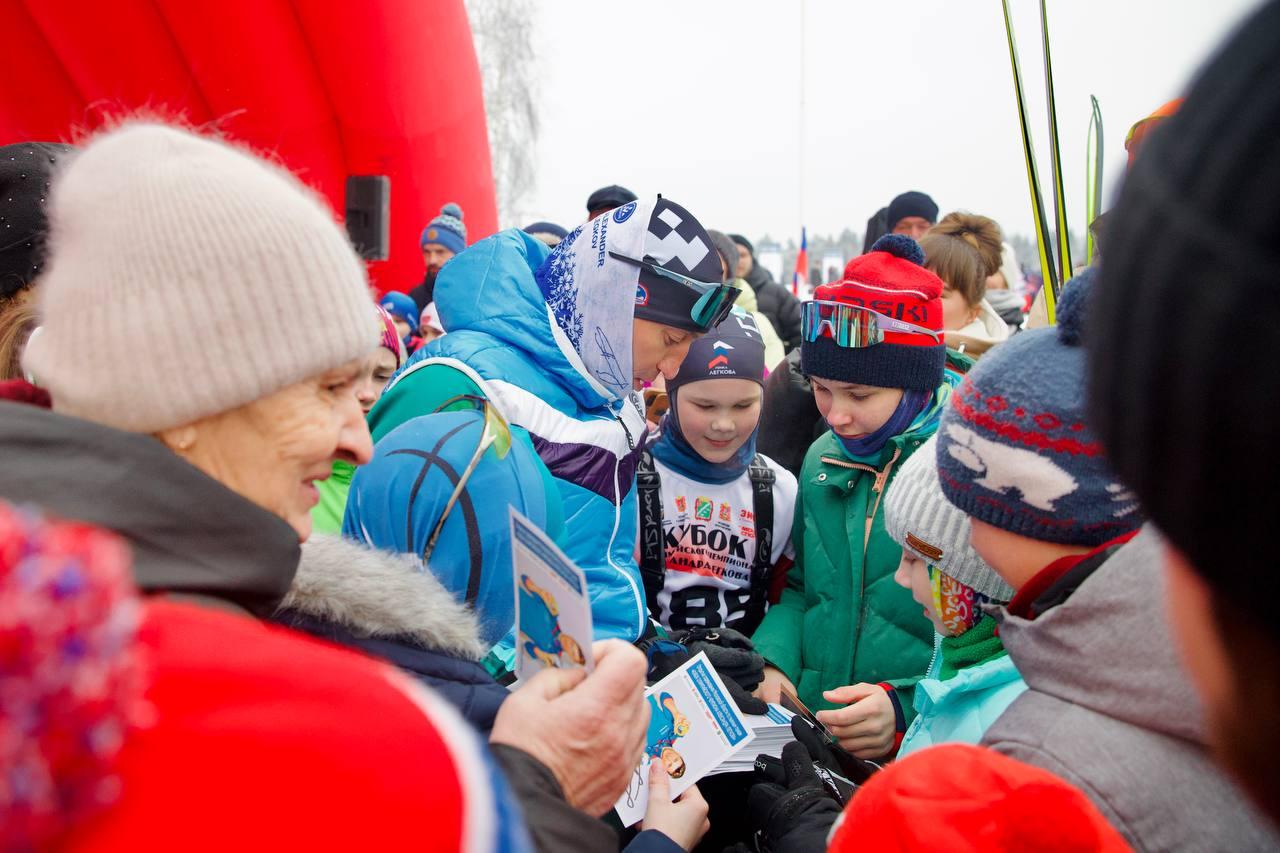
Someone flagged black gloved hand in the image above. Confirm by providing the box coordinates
[746,741,843,853]
[669,627,768,715]
[789,715,878,790]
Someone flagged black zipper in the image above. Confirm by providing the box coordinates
[617,413,634,451]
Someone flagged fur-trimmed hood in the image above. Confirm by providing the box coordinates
[278,535,484,661]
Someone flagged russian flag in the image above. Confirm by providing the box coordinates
[793,227,808,297]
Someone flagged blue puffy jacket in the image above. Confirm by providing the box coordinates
[369,230,650,642]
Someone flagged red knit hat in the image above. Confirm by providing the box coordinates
[801,234,946,391]
[829,744,1132,852]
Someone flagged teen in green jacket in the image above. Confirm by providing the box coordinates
[753,235,952,760]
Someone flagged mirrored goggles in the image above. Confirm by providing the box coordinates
[801,299,941,348]
[608,250,740,331]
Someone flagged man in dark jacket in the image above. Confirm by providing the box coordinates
[408,202,467,313]
[729,234,802,352]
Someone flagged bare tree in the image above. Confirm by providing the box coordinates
[465,0,539,229]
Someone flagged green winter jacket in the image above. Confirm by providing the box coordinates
[753,429,935,720]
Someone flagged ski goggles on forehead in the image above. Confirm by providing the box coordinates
[801,300,941,348]
[608,250,740,331]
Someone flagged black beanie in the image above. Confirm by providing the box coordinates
[886,191,938,231]
[1088,0,1280,634]
[586,184,638,215]
[728,233,754,257]
[0,142,73,300]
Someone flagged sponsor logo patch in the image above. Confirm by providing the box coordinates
[613,201,637,223]
[694,497,714,521]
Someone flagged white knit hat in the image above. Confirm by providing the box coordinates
[23,123,377,433]
[884,435,1015,602]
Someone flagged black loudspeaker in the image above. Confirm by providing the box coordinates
[344,175,390,261]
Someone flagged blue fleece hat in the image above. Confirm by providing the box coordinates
[343,410,550,646]
[936,268,1142,546]
[420,202,467,255]
[379,291,419,332]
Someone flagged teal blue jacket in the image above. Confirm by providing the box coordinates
[898,630,1027,757]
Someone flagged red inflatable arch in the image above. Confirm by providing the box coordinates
[1,0,497,293]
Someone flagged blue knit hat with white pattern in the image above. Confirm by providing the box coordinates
[420,203,466,255]
[936,268,1143,546]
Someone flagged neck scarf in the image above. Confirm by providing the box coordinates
[832,372,958,461]
[833,388,930,459]
[938,613,1008,681]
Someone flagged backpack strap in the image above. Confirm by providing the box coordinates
[636,449,666,618]
[742,455,776,633]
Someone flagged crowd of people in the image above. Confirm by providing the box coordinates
[1,3,1279,850]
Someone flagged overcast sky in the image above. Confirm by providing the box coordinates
[518,0,1261,245]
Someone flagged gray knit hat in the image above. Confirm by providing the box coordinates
[884,435,1015,602]
[24,123,376,433]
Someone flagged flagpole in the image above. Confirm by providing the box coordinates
[796,0,806,297]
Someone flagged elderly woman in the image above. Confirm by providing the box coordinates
[0,122,648,851]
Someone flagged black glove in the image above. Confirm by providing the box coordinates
[669,627,768,715]
[746,741,843,853]
[789,715,878,790]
